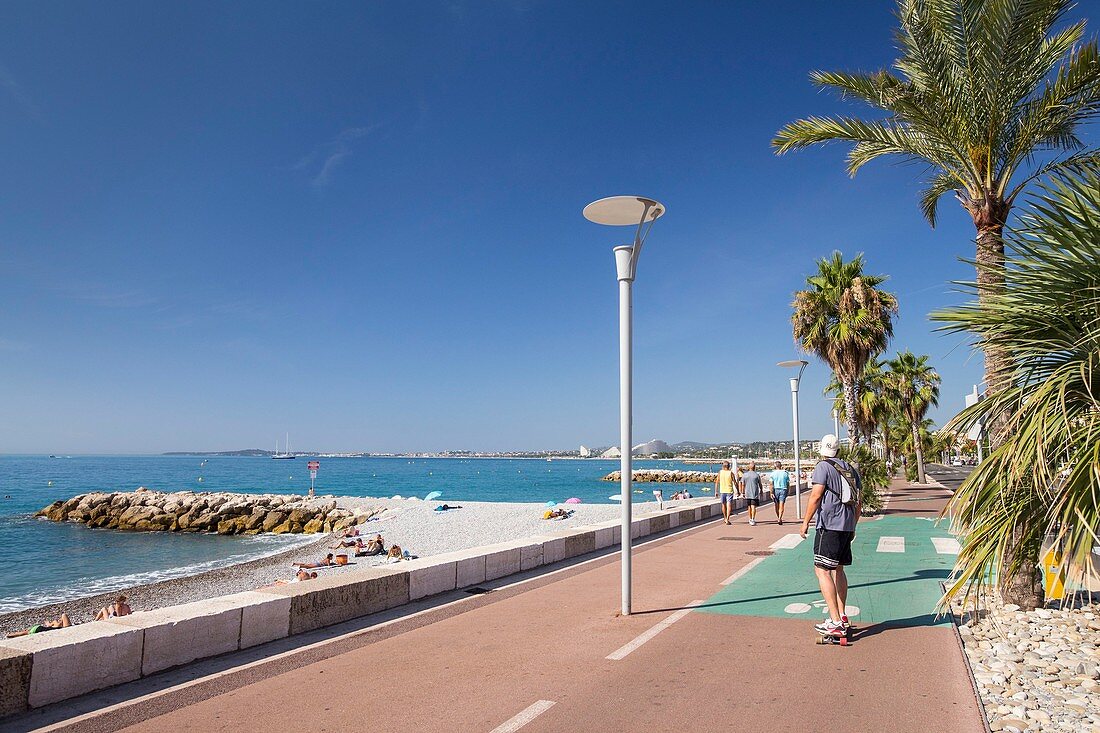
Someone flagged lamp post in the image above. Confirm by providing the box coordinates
[832,408,840,440]
[583,195,665,617]
[778,360,809,520]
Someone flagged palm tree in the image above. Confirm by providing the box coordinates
[826,359,891,445]
[885,351,941,485]
[793,252,897,445]
[773,0,1100,420]
[933,171,1100,609]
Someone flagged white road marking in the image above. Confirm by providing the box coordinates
[932,537,961,554]
[489,700,557,733]
[877,536,905,553]
[720,557,765,585]
[606,600,704,661]
[784,602,812,614]
[770,533,804,550]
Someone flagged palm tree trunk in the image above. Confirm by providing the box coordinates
[842,381,860,447]
[910,420,926,484]
[974,219,1011,431]
[973,209,1042,609]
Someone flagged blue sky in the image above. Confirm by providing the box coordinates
[0,1,1083,453]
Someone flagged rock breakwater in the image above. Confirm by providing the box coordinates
[36,490,379,535]
[602,469,717,483]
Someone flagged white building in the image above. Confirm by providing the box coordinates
[579,445,591,458]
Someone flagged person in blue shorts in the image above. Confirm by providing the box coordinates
[768,460,791,525]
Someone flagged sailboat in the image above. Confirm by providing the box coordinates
[272,433,296,460]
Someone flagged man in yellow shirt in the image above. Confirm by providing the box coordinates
[714,460,737,525]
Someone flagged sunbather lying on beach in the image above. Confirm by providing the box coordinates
[294,553,335,569]
[94,594,131,621]
[262,570,318,588]
[7,613,71,637]
[542,508,574,520]
[434,504,462,512]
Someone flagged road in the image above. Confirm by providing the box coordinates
[924,463,974,493]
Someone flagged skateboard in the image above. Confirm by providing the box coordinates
[816,625,853,646]
[816,632,849,646]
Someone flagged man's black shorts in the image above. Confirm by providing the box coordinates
[813,529,854,569]
[746,498,760,507]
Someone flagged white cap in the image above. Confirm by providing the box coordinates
[819,434,840,458]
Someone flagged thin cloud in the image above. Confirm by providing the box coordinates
[0,338,30,353]
[0,62,42,119]
[297,125,381,187]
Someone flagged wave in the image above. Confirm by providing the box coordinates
[0,533,317,614]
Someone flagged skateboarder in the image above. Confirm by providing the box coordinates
[799,434,861,638]
[715,461,737,525]
[768,460,790,525]
[739,461,763,526]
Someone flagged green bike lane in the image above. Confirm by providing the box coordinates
[697,515,959,628]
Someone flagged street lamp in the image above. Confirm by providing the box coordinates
[583,195,665,617]
[832,407,840,440]
[778,359,809,520]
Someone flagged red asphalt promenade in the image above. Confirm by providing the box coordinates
[12,480,984,733]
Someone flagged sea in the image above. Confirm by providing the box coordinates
[0,455,714,613]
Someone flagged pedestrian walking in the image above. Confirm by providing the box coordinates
[739,461,763,526]
[800,434,861,638]
[768,460,790,525]
[715,461,737,525]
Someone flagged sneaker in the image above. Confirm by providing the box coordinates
[840,615,851,629]
[815,619,845,636]
[749,519,756,526]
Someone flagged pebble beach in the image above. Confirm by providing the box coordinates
[0,495,675,636]
[956,597,1100,732]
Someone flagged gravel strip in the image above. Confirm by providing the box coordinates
[954,597,1100,733]
[1,496,678,636]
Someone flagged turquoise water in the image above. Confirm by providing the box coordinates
[0,455,711,612]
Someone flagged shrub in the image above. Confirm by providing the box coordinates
[840,444,886,515]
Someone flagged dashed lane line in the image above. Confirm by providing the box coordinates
[489,700,556,733]
[876,536,905,553]
[606,600,705,661]
[931,537,961,554]
[720,557,766,585]
[769,534,804,550]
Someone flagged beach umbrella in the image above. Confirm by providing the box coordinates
[545,500,557,507]
[565,497,582,504]
[424,490,442,502]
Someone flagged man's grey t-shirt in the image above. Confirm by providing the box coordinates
[741,470,763,500]
[811,459,859,531]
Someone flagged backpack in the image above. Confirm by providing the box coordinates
[823,459,859,505]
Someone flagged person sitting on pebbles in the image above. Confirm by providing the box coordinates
[94,594,131,621]
[542,508,573,520]
[354,534,386,557]
[7,613,72,637]
[294,553,335,569]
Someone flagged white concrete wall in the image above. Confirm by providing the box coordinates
[5,498,722,713]
[0,622,144,707]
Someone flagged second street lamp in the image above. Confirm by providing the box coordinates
[778,359,809,520]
